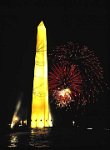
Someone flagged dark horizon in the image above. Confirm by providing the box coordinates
[0,1,110,131]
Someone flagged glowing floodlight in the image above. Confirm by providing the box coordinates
[11,100,21,128]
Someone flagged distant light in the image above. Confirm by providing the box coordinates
[19,125,22,127]
[31,129,34,133]
[72,121,75,126]
[11,100,21,128]
[86,127,93,130]
[23,120,27,125]
[11,116,19,128]
[14,116,19,121]
[104,128,110,131]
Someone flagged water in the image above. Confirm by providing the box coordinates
[0,127,109,149]
[0,128,51,149]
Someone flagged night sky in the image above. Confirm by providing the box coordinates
[0,0,110,130]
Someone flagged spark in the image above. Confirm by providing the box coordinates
[49,63,82,108]
[48,42,106,110]
[53,88,72,107]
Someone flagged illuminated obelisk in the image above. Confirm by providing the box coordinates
[31,21,52,128]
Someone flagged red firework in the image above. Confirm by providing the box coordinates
[48,42,106,109]
[49,63,82,107]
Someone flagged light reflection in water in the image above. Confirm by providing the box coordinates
[0,127,109,148]
[8,134,18,148]
[7,128,51,148]
[29,128,51,148]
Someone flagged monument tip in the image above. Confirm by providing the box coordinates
[38,21,45,27]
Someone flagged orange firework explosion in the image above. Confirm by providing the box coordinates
[53,88,72,107]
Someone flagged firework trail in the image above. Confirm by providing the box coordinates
[48,42,105,109]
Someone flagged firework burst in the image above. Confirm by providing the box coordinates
[49,63,82,107]
[48,42,105,109]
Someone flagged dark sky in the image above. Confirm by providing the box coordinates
[0,1,110,128]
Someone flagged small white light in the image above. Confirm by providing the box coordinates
[19,125,22,127]
[72,121,75,126]
[104,128,110,131]
[31,129,34,133]
[86,127,93,130]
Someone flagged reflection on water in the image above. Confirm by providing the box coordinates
[7,128,51,148]
[0,127,109,148]
[8,134,18,148]
[29,128,51,148]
